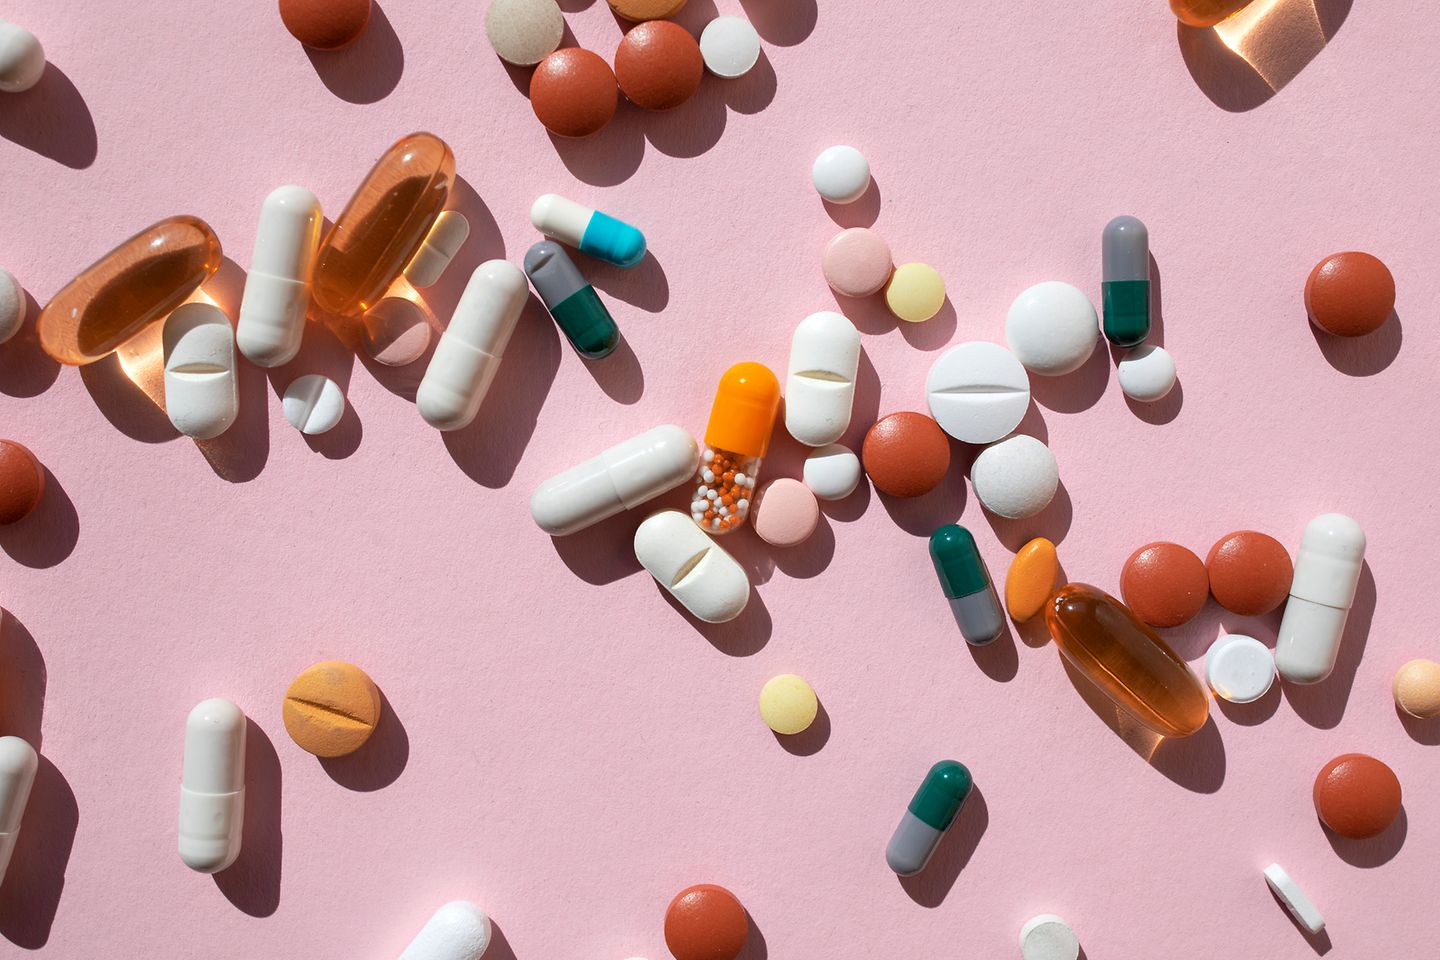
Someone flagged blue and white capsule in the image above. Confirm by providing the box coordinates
[531,194,646,268]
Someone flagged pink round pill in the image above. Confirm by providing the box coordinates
[752,478,819,547]
[822,228,893,298]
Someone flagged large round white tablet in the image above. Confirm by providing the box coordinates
[0,268,24,344]
[802,443,861,500]
[699,16,761,79]
[1117,344,1176,402]
[1005,281,1098,376]
[283,374,346,435]
[1019,914,1079,960]
[925,342,1031,444]
[1204,634,1275,703]
[811,145,871,205]
[970,434,1058,519]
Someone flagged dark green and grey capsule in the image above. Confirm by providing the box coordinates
[929,524,1004,645]
[1102,215,1150,347]
[524,241,619,359]
[886,760,973,876]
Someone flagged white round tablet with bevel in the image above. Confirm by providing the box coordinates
[1005,281,1098,376]
[970,434,1057,519]
[811,145,870,204]
[699,16,761,78]
[0,267,24,344]
[803,443,861,500]
[1118,344,1176,402]
[1205,634,1275,703]
[283,374,345,435]
[1019,914,1079,960]
[925,342,1030,444]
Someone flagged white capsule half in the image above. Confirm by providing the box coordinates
[531,424,699,536]
[0,736,38,886]
[634,510,750,623]
[164,302,239,440]
[784,311,860,447]
[1275,513,1365,684]
[404,211,471,289]
[0,21,45,93]
[178,697,246,874]
[237,185,322,367]
[397,901,493,960]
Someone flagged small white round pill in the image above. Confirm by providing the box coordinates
[1019,914,1079,960]
[0,21,45,94]
[811,145,871,205]
[0,267,25,344]
[803,443,861,500]
[282,374,346,435]
[1005,281,1099,377]
[1117,344,1176,402]
[1204,634,1275,704]
[925,342,1031,445]
[970,434,1058,520]
[699,16,761,79]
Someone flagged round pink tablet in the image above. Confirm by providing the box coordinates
[822,228,893,298]
[362,297,433,366]
[752,478,820,547]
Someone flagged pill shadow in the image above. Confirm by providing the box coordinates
[1309,310,1402,377]
[79,350,180,443]
[1147,253,1166,347]
[898,783,987,908]
[874,466,967,537]
[660,582,772,657]
[214,718,282,917]
[1281,562,1374,729]
[303,2,405,104]
[578,330,646,405]
[643,79,728,161]
[586,250,670,314]
[549,112,647,188]
[484,919,520,960]
[828,289,955,353]
[319,688,409,791]
[1125,377,1183,425]
[550,509,645,585]
[556,0,597,11]
[716,48,777,116]
[1265,884,1333,955]
[268,313,363,459]
[967,622,1019,682]
[823,177,882,229]
[0,755,77,948]
[768,513,835,579]
[197,354,271,483]
[1029,342,1110,414]
[776,697,830,756]
[984,481,1074,552]
[1215,676,1283,725]
[1397,707,1440,746]
[0,62,98,169]
[1324,805,1407,868]
[0,291,61,397]
[739,0,818,46]
[0,611,44,747]
[736,913,768,960]
[0,466,78,568]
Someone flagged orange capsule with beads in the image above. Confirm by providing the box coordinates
[691,362,780,535]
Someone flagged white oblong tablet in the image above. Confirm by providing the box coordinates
[925,342,1031,444]
[531,424,699,536]
[970,434,1057,519]
[405,211,471,289]
[699,16,761,79]
[397,901,493,960]
[1019,914,1079,960]
[1205,634,1275,704]
[283,374,345,435]
[1264,863,1324,934]
[1005,281,1098,377]
[0,21,45,94]
[0,267,25,344]
[811,145,871,205]
[163,302,239,440]
[634,510,750,624]
[1117,344,1176,402]
[785,311,860,447]
[0,735,38,886]
[803,443,861,501]
[363,297,434,367]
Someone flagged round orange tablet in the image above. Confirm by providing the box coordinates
[282,661,382,758]
[609,0,687,21]
[1006,537,1058,622]
[1305,251,1395,337]
[1120,542,1209,628]
[862,412,950,498]
[615,21,703,111]
[278,0,372,50]
[1206,531,1292,616]
[0,440,45,525]
[531,48,618,139]
[664,884,748,960]
[1313,753,1402,839]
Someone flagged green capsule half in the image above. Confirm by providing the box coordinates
[885,760,973,876]
[930,525,1004,645]
[524,240,619,359]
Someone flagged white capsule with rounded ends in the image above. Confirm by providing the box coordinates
[1276,513,1365,684]
[1264,863,1324,935]
[163,302,239,440]
[418,260,529,431]
[1117,344,1176,402]
[1204,633,1275,703]
[634,510,750,623]
[405,211,471,289]
[1005,281,1098,376]
[178,697,246,874]
[0,267,25,344]
[1019,914,1079,960]
[531,424,700,536]
[236,185,322,367]
[282,374,346,435]
[970,434,1057,519]
[785,311,860,447]
[811,146,871,205]
[925,342,1031,444]
[803,443,861,500]
[0,21,45,93]
[0,736,38,886]
[698,16,761,78]
[397,901,493,960]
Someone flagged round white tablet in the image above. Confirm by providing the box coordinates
[283,374,345,435]
[0,267,24,344]
[484,0,564,67]
[0,21,45,93]
[699,16,761,79]
[1005,281,1098,376]
[970,434,1057,519]
[1117,344,1176,402]
[925,342,1031,444]
[811,145,870,205]
[803,443,861,500]
[1204,634,1275,704]
[1019,914,1079,960]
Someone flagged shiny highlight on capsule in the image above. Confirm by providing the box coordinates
[1170,0,1256,27]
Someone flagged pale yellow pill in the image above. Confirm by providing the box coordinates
[1394,658,1440,719]
[759,674,818,735]
[885,263,946,322]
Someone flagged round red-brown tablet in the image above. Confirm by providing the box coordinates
[278,0,372,50]
[530,48,618,138]
[615,21,703,111]
[664,884,748,960]
[1313,753,1402,839]
[1206,530,1292,616]
[0,440,44,525]
[1120,542,1209,628]
[862,412,950,498]
[1305,252,1395,337]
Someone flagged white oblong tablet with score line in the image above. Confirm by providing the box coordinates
[925,341,1031,444]
[1264,862,1324,934]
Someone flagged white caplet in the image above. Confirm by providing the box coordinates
[785,311,860,447]
[163,302,239,440]
[0,267,25,344]
[1019,914,1079,960]
[405,211,471,289]
[397,901,493,960]
[0,21,45,93]
[634,510,750,623]
[1264,863,1324,934]
[925,342,1031,444]
[0,735,38,886]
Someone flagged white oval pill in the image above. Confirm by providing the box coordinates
[811,145,870,205]
[785,311,860,447]
[970,434,1057,519]
[163,302,239,440]
[1005,281,1098,376]
[531,424,699,536]
[405,211,471,289]
[0,267,24,344]
[925,342,1030,444]
[0,21,45,93]
[1019,914,1080,960]
[1204,634,1275,704]
[1117,344,1175,402]
[699,16,761,79]
[283,374,345,435]
[634,510,750,623]
[1264,863,1324,935]
[398,901,493,960]
[803,443,861,500]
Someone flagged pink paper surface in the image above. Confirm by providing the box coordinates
[0,1,1436,957]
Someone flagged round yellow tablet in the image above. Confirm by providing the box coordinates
[885,262,946,323]
[759,674,818,735]
[1394,658,1440,719]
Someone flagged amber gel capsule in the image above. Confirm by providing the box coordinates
[311,132,455,318]
[1170,0,1256,27]
[38,216,222,365]
[1046,583,1209,738]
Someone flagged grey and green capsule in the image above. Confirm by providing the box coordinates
[523,241,620,359]
[1101,215,1150,347]
[886,760,972,876]
[930,525,1004,645]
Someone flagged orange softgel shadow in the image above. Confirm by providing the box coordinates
[311,132,455,318]
[37,216,222,365]
[1170,0,1256,26]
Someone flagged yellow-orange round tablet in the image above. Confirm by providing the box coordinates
[759,674,817,735]
[1006,537,1058,622]
[609,0,687,21]
[1394,659,1440,720]
[885,263,945,323]
[282,660,381,757]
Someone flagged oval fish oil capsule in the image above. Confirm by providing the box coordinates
[163,302,239,440]
[1275,513,1365,684]
[886,760,972,876]
[397,901,493,960]
[784,311,860,447]
[417,260,529,431]
[0,20,45,93]
[1171,0,1256,27]
[530,424,699,536]
[930,525,1004,645]
[0,736,37,886]
[178,697,246,873]
[312,132,455,318]
[634,510,750,623]
[405,211,471,289]
[691,362,781,534]
[531,194,646,268]
[38,216,223,365]
[1101,215,1150,347]
[523,241,619,359]
[236,185,322,367]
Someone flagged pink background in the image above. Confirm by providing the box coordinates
[0,1,1435,957]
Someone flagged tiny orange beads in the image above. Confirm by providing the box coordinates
[1006,538,1058,622]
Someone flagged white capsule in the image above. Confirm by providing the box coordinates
[163,303,239,440]
[0,267,25,344]
[236,185,322,367]
[530,424,700,535]
[1276,513,1366,684]
[418,260,529,431]
[404,211,471,289]
[178,698,246,874]
[634,510,750,623]
[785,311,861,447]
[397,901,493,960]
[0,21,45,93]
[0,736,38,886]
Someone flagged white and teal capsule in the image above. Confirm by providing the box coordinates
[886,760,972,876]
[531,194,646,268]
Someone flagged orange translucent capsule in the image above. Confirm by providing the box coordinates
[1169,0,1255,27]
[311,132,455,318]
[38,216,222,365]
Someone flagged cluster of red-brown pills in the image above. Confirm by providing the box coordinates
[1119,529,1293,628]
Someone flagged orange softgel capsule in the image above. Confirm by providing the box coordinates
[1169,0,1255,27]
[1046,583,1209,738]
[311,132,455,318]
[38,216,222,365]
[1006,537,1058,622]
